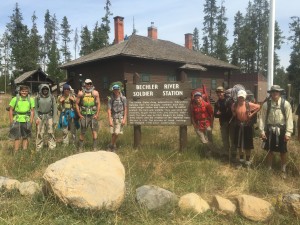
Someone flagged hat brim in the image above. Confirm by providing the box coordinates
[267,89,284,93]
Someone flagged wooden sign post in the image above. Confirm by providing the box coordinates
[127,72,191,151]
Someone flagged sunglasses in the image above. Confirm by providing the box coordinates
[85,83,92,85]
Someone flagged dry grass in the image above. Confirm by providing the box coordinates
[0,94,300,224]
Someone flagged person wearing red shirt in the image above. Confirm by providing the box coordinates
[191,92,214,155]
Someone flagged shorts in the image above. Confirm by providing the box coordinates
[80,115,99,134]
[9,121,32,139]
[234,124,254,150]
[263,127,287,153]
[110,118,124,135]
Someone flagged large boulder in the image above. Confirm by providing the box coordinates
[136,185,178,210]
[43,151,125,211]
[178,193,210,214]
[237,194,273,222]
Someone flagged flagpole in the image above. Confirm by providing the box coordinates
[267,0,275,89]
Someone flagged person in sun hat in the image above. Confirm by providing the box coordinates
[259,85,293,179]
[231,89,260,168]
[191,91,214,156]
[75,78,100,151]
[57,83,78,146]
[214,86,236,161]
[107,83,127,152]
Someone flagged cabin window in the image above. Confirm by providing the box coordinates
[141,74,150,82]
[168,75,177,82]
[190,77,202,89]
[211,79,217,90]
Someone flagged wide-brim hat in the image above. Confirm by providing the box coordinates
[267,85,284,93]
[216,86,224,92]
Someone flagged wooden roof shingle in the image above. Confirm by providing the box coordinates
[61,35,238,70]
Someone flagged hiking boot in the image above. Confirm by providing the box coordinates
[93,140,98,151]
[107,144,115,152]
[236,159,245,169]
[78,140,84,152]
[281,171,287,179]
[245,161,252,169]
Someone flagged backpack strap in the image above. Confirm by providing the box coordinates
[13,95,32,115]
[280,98,286,121]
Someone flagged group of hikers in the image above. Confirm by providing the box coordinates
[8,78,127,153]
[191,84,299,179]
[7,78,300,178]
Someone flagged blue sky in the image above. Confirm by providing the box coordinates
[0,0,299,69]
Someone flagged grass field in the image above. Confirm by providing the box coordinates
[0,94,300,225]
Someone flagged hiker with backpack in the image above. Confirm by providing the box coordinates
[232,90,260,168]
[191,91,214,156]
[107,83,127,151]
[57,83,79,146]
[8,85,35,153]
[35,84,58,151]
[75,79,100,151]
[214,86,236,160]
[259,85,293,179]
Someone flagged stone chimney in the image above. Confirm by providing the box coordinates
[148,22,157,40]
[114,16,124,44]
[185,33,193,50]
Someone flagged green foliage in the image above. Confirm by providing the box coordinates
[192,27,200,51]
[60,16,72,63]
[80,26,92,56]
[287,16,300,93]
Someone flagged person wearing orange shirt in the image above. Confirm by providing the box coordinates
[232,90,260,168]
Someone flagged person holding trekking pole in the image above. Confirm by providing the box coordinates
[232,90,260,168]
[259,85,293,179]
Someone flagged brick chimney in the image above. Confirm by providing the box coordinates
[114,16,124,44]
[185,33,193,50]
[148,22,157,40]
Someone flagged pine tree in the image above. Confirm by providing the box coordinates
[214,0,228,61]
[91,22,105,51]
[231,11,244,67]
[6,3,31,76]
[28,11,41,70]
[47,40,63,81]
[42,10,53,70]
[80,26,92,56]
[287,16,300,90]
[60,16,72,63]
[192,27,200,51]
[201,0,218,55]
[100,0,112,47]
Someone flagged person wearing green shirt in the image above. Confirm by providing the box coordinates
[8,85,35,153]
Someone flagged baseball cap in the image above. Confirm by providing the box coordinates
[237,90,247,98]
[85,79,92,84]
[112,84,120,90]
[63,83,70,90]
[193,92,202,97]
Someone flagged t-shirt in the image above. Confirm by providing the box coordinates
[108,95,127,119]
[9,96,35,122]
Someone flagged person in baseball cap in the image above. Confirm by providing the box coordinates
[232,88,260,168]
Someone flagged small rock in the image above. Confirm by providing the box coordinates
[178,193,210,214]
[237,194,273,222]
[136,185,178,210]
[19,181,41,196]
[283,194,300,204]
[0,176,7,188]
[3,178,21,191]
[213,195,236,215]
